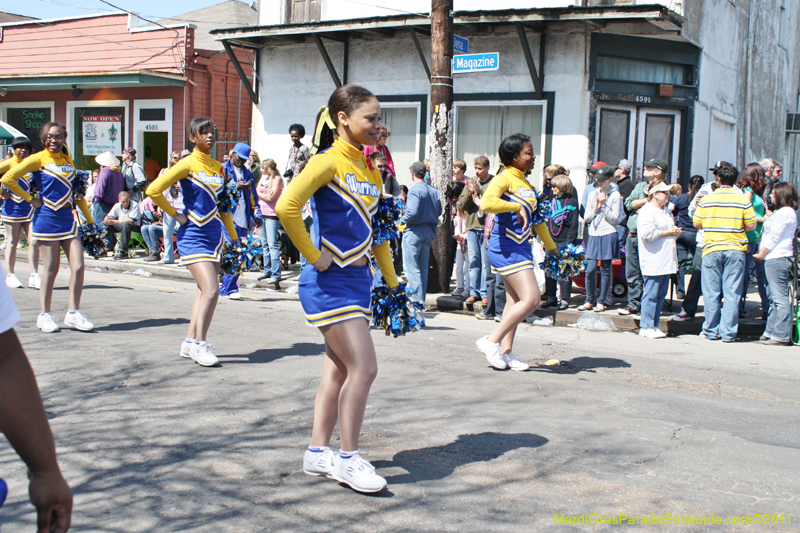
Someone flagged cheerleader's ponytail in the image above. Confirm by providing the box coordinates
[310,106,337,156]
[311,84,377,155]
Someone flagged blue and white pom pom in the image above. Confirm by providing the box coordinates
[540,243,587,281]
[371,282,425,337]
[72,170,90,201]
[530,191,552,226]
[217,179,239,215]
[372,196,402,245]
[79,222,110,257]
[220,233,263,276]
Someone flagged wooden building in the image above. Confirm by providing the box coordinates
[0,2,255,171]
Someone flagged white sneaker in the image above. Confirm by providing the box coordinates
[28,273,40,289]
[639,328,666,339]
[64,311,94,331]
[672,310,691,322]
[180,340,195,359]
[331,453,387,493]
[303,448,335,477]
[0,242,6,250]
[37,312,60,333]
[503,352,530,371]
[476,335,507,369]
[227,292,242,300]
[6,273,22,288]
[191,341,219,367]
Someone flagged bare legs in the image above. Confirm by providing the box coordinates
[3,222,37,275]
[186,261,220,342]
[310,318,378,452]
[61,238,84,311]
[487,268,540,354]
[37,237,84,313]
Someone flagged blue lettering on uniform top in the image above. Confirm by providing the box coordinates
[517,186,536,197]
[345,173,379,197]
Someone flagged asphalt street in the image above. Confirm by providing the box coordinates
[1,261,799,532]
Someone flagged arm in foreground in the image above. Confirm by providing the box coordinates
[0,329,72,533]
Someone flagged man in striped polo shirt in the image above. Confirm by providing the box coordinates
[693,162,757,342]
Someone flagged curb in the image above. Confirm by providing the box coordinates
[434,294,768,337]
[13,249,767,338]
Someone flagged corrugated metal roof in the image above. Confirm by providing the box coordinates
[211,5,685,48]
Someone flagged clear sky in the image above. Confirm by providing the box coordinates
[4,0,246,21]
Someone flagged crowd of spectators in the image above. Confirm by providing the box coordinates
[1,127,796,345]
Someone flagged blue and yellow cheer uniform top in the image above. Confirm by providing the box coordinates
[1,150,93,240]
[0,154,35,223]
[147,149,237,265]
[481,166,556,275]
[276,137,398,327]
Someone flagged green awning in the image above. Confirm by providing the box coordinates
[0,70,187,92]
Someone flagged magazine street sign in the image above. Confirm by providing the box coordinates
[452,52,499,73]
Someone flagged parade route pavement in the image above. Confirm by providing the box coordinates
[1,262,799,532]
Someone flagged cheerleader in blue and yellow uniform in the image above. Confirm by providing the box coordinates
[146,118,238,368]
[477,133,557,371]
[276,85,398,494]
[1,123,95,333]
[0,136,40,290]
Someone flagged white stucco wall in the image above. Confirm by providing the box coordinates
[250,27,592,197]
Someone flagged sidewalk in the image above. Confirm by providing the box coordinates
[15,248,303,290]
[13,246,768,337]
[434,279,769,337]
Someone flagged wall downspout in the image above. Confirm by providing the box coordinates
[744,0,756,163]
[205,65,216,125]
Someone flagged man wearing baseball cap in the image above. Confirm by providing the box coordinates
[121,147,147,202]
[620,158,669,316]
[219,143,262,299]
[615,159,634,255]
[399,161,441,305]
[692,162,756,342]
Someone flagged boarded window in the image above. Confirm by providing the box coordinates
[287,0,321,23]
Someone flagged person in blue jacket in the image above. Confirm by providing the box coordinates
[219,143,262,299]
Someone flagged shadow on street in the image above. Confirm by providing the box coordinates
[372,432,548,484]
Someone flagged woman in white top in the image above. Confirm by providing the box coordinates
[754,182,798,345]
[637,180,681,338]
[578,165,621,312]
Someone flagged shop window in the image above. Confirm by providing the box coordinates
[380,106,418,186]
[597,108,630,166]
[455,103,544,176]
[4,106,51,153]
[596,56,687,85]
[73,106,126,170]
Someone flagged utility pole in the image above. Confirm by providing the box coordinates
[427,0,455,295]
